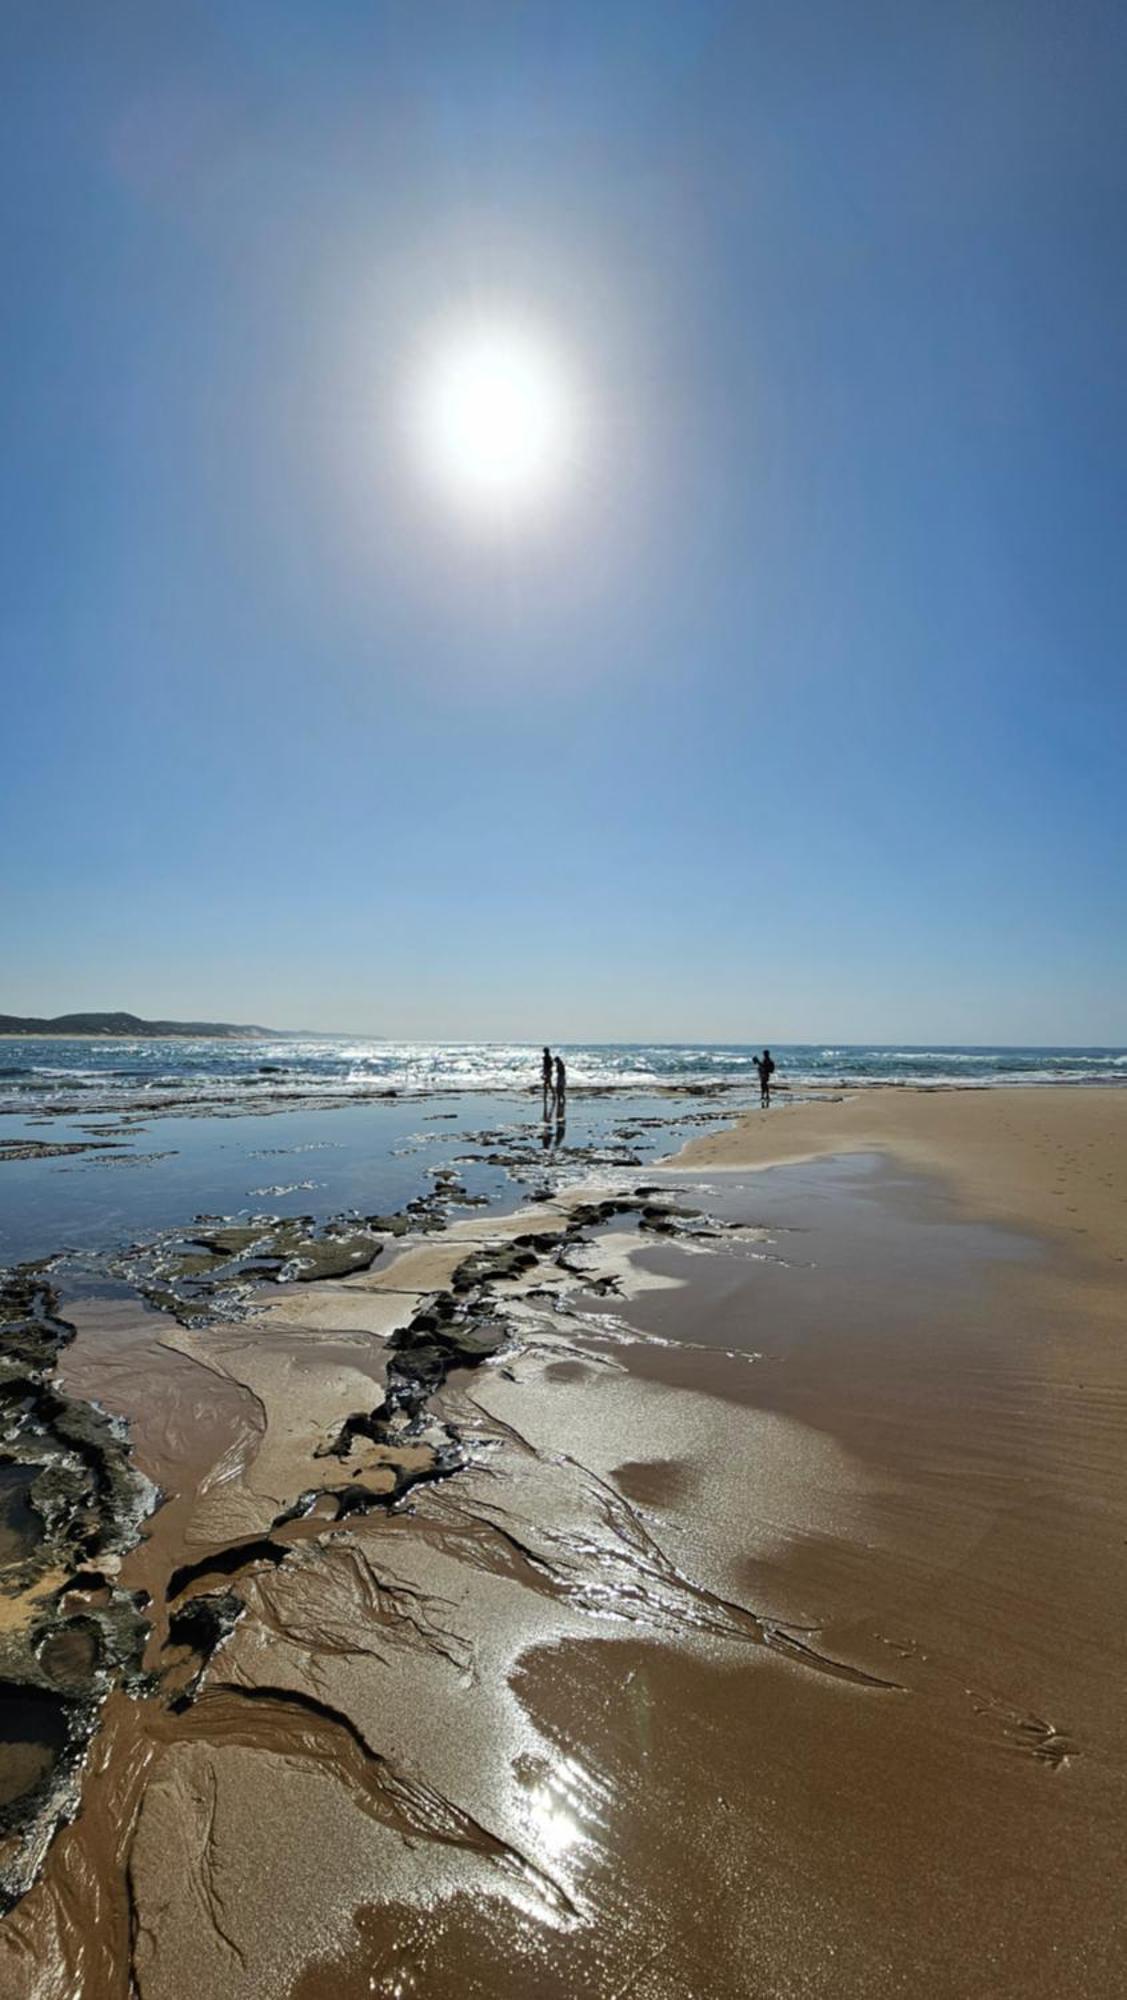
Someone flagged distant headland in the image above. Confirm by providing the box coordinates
[0,1011,281,1039]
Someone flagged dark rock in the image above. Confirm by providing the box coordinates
[0,1267,153,1908]
[166,1540,288,1602]
[167,1589,243,1663]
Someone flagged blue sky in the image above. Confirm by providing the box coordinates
[3,0,1125,1041]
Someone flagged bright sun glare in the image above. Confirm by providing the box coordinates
[412,319,580,522]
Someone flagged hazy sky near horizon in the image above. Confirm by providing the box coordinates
[3,1,1125,1043]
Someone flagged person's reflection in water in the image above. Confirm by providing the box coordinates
[541,1102,567,1150]
[552,1057,567,1150]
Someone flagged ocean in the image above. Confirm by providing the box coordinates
[3,1037,1125,1120]
[1,1038,1123,1267]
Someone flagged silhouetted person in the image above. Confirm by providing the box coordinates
[755,1048,776,1108]
[554,1055,567,1111]
[541,1046,554,1116]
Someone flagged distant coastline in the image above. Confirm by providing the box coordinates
[0,1011,280,1039]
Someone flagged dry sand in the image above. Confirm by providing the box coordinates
[1,1087,1125,1998]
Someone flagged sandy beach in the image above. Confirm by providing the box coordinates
[1,1083,1125,1997]
[676,1083,1126,1261]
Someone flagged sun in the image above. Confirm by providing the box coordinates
[411,317,581,522]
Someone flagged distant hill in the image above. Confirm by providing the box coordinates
[0,1011,281,1039]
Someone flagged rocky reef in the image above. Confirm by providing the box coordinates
[0,1270,152,1908]
[0,1158,728,1952]
[113,1200,449,1327]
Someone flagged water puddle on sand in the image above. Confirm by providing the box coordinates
[0,1686,69,1813]
[572,1148,1038,1392]
[0,1468,76,1824]
[37,1626,99,1689]
[0,1466,43,1568]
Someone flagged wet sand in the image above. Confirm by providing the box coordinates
[1,1089,1125,1996]
[674,1082,1126,1261]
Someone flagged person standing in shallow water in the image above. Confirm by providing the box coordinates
[755,1048,776,1108]
[541,1047,554,1115]
[554,1055,567,1112]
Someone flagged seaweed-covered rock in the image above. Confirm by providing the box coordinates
[188,1224,270,1258]
[286,1233,384,1282]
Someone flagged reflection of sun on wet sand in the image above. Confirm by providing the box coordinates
[2,1087,1125,1997]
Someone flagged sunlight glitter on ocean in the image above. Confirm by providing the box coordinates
[0,1038,1124,1118]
